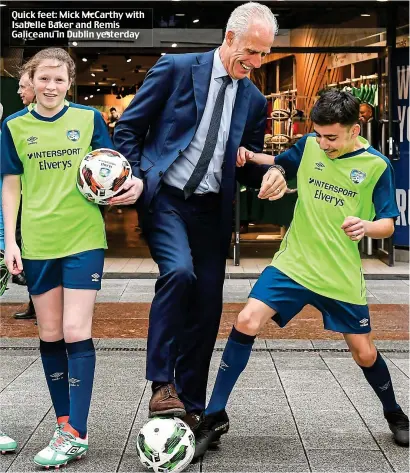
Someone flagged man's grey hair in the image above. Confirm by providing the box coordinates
[226,2,279,39]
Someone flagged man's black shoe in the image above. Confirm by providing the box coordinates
[385,408,409,446]
[192,410,229,461]
[13,299,36,320]
[12,273,27,286]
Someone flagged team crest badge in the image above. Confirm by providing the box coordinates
[99,167,111,178]
[350,169,366,184]
[67,130,80,141]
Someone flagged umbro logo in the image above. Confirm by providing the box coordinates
[91,273,100,282]
[219,360,229,371]
[27,136,38,145]
[66,446,81,455]
[315,162,325,171]
[359,318,369,327]
[50,372,64,381]
[69,377,80,387]
[379,381,391,391]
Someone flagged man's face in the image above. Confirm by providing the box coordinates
[314,123,360,160]
[359,104,373,123]
[223,22,274,80]
[18,73,35,105]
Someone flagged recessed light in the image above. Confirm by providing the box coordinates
[172,43,177,48]
[377,0,388,2]
[72,41,78,46]
[112,83,116,86]
[175,13,185,16]
[82,58,87,62]
[361,13,371,16]
[96,88,100,92]
[91,73,96,77]
[193,19,199,23]
[126,56,132,63]
[90,95,94,98]
[0,4,7,6]
[161,53,166,56]
[84,97,88,100]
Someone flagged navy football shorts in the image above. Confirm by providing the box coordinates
[23,249,105,296]
[249,266,371,334]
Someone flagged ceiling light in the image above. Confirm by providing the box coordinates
[172,43,177,48]
[112,83,116,86]
[90,95,94,98]
[126,56,132,63]
[193,19,199,23]
[376,0,388,2]
[91,73,96,77]
[84,97,88,100]
[175,13,185,16]
[161,53,166,56]
[96,88,100,92]
[0,4,7,6]
[82,58,87,62]
[72,41,78,46]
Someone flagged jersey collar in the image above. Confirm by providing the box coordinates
[30,100,70,122]
[337,136,370,160]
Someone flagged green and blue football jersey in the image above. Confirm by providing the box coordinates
[273,134,399,305]
[1,101,112,259]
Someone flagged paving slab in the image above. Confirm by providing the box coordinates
[307,450,394,472]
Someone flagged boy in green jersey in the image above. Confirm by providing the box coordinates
[193,90,408,460]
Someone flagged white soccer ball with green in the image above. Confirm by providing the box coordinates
[77,148,132,205]
[136,417,195,472]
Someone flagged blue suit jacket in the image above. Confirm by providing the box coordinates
[114,50,269,248]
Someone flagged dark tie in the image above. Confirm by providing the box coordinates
[183,75,232,199]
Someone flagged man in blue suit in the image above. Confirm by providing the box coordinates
[113,2,286,429]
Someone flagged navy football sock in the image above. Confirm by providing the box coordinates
[360,351,400,413]
[66,339,96,438]
[205,326,255,415]
[40,339,70,419]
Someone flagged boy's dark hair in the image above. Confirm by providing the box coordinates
[310,89,360,127]
[110,107,117,112]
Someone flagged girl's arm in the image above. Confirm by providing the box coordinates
[2,175,23,274]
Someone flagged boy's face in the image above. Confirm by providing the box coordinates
[313,123,360,160]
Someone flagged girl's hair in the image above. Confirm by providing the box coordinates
[24,48,75,82]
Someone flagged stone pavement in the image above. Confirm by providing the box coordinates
[0,339,409,473]
[1,279,409,304]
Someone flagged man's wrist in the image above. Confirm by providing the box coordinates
[268,164,286,178]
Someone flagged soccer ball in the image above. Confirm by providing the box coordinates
[136,417,195,472]
[77,148,132,205]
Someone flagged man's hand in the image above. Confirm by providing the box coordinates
[341,216,366,241]
[109,177,143,205]
[258,168,287,200]
[5,242,23,275]
[236,146,254,167]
